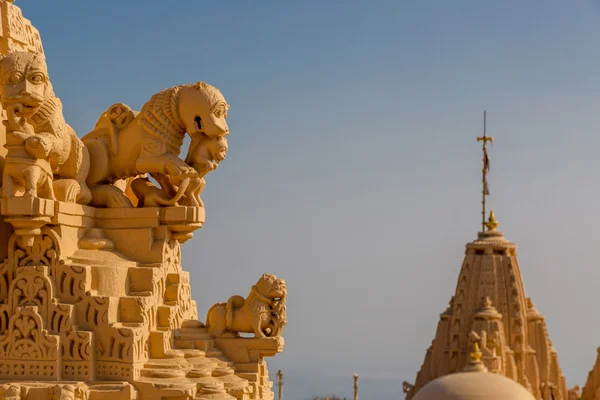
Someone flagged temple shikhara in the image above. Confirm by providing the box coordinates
[401,114,600,400]
[0,2,287,399]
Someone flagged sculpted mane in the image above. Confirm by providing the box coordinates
[28,89,75,166]
[243,288,272,316]
[136,85,186,155]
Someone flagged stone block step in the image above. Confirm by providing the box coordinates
[211,367,234,377]
[144,357,189,370]
[185,356,229,369]
[183,349,206,358]
[192,378,237,398]
[187,368,213,378]
[174,339,214,352]
[87,382,136,400]
[136,377,197,398]
[140,368,186,379]
[206,349,223,358]
[195,394,236,400]
[215,375,250,390]
[175,329,213,340]
[235,372,259,382]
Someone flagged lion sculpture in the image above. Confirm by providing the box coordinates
[0,52,91,204]
[206,273,287,339]
[82,81,229,208]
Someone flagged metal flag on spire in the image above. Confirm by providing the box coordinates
[476,111,493,232]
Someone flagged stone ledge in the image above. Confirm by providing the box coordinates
[1,198,205,232]
[214,337,284,364]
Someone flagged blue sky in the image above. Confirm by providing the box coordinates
[19,1,600,397]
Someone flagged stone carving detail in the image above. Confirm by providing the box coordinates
[96,326,144,364]
[83,82,229,208]
[165,272,198,330]
[79,296,110,331]
[0,306,59,379]
[0,261,11,304]
[61,331,92,362]
[0,305,10,334]
[0,384,22,400]
[0,3,284,398]
[206,274,287,338]
[48,302,72,334]
[0,52,91,204]
[9,266,52,324]
[182,131,228,207]
[49,384,88,400]
[9,227,60,269]
[1,102,55,200]
[162,239,181,274]
[4,3,43,52]
[53,263,88,304]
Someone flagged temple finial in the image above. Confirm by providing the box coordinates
[482,296,492,308]
[476,111,493,232]
[470,342,483,363]
[485,211,499,232]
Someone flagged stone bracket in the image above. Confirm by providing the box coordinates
[214,337,284,363]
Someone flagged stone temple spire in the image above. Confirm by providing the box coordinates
[403,212,575,399]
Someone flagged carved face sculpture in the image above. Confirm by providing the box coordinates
[178,82,229,139]
[0,52,51,118]
[211,135,228,162]
[191,134,228,164]
[49,385,78,400]
[0,385,21,400]
[256,274,287,300]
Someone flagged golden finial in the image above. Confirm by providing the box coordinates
[485,210,499,231]
[470,342,483,362]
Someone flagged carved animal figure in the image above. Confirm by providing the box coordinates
[131,133,228,207]
[2,103,55,200]
[0,52,91,204]
[49,385,82,400]
[129,176,182,207]
[186,131,228,172]
[0,385,21,400]
[266,299,287,337]
[206,274,287,338]
[182,133,228,206]
[82,82,229,208]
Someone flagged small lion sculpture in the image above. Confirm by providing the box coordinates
[206,273,287,338]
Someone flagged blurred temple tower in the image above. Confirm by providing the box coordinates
[402,116,578,400]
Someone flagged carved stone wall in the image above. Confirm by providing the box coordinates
[0,197,284,399]
[0,3,284,399]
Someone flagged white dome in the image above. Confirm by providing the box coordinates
[413,370,536,400]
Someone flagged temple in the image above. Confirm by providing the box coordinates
[403,212,575,399]
[0,1,287,399]
[402,115,580,400]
